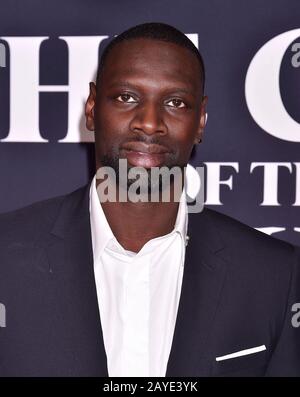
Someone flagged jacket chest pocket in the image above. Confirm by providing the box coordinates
[212,346,269,376]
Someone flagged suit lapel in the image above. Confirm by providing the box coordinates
[44,180,108,376]
[166,208,229,377]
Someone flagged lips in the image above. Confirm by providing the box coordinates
[121,142,170,168]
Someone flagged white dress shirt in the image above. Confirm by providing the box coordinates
[89,174,189,377]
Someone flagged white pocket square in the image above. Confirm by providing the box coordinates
[216,344,266,362]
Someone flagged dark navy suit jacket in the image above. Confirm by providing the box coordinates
[0,180,300,377]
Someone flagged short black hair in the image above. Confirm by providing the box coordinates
[96,22,205,94]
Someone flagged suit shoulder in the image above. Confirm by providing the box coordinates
[197,208,299,318]
[200,207,295,262]
[0,190,69,246]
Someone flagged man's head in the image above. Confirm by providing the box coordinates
[85,22,207,190]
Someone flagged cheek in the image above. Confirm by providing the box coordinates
[95,108,128,146]
[96,98,130,128]
[168,121,198,154]
[95,107,116,134]
[167,113,198,136]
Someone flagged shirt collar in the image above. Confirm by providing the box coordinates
[89,173,115,263]
[89,170,189,263]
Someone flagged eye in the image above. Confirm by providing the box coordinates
[116,93,137,103]
[166,98,187,108]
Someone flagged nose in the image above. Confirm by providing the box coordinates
[129,100,167,136]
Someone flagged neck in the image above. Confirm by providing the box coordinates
[96,177,184,253]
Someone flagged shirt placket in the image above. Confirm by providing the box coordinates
[122,253,150,376]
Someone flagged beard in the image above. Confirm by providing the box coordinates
[99,142,184,199]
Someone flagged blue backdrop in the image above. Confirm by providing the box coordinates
[0,0,300,245]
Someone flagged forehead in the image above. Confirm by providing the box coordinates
[101,38,201,93]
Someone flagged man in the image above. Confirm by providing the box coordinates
[0,22,300,377]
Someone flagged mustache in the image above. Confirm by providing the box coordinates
[120,135,174,153]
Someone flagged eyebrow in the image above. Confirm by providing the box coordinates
[107,81,195,96]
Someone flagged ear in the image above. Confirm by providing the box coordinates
[85,82,97,131]
[194,95,208,144]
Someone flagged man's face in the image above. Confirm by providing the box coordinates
[85,38,207,181]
